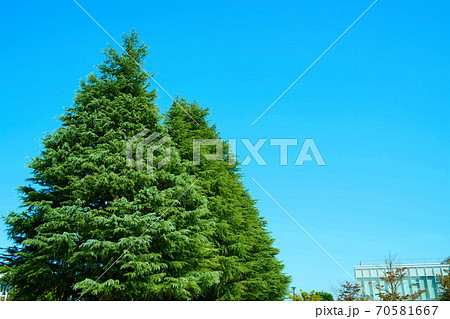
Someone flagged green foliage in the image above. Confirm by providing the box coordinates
[289,290,334,301]
[165,99,290,300]
[0,32,289,300]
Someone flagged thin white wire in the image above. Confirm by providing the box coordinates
[252,178,356,282]
[73,0,199,125]
[252,0,379,126]
[76,178,199,300]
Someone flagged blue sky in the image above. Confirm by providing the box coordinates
[1,0,449,295]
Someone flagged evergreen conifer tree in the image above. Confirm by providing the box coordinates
[166,99,290,300]
[0,33,220,300]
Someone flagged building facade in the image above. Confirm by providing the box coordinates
[354,258,450,301]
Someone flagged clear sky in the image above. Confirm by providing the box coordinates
[1,0,449,295]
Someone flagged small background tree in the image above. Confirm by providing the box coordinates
[289,290,333,301]
[373,255,426,301]
[337,281,368,301]
[437,269,450,301]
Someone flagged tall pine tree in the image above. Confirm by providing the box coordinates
[166,99,290,300]
[0,33,220,300]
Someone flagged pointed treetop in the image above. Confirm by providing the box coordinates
[98,31,150,83]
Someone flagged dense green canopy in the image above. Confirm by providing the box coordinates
[0,32,290,300]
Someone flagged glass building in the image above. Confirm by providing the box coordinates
[354,257,450,301]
